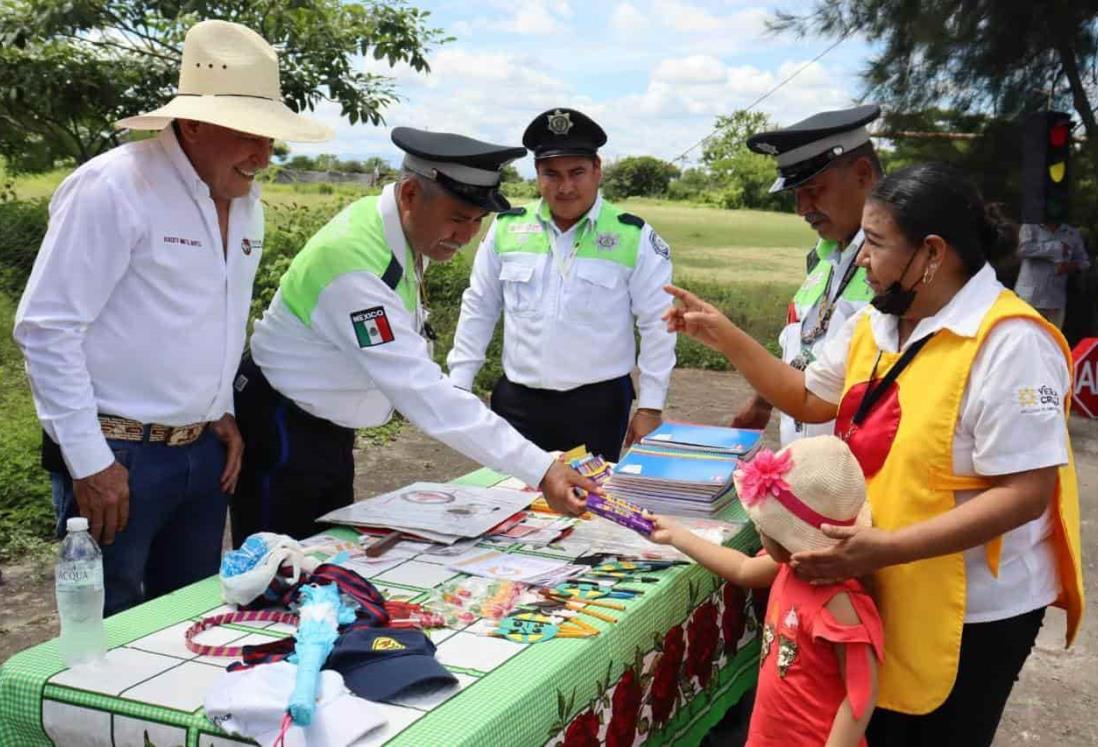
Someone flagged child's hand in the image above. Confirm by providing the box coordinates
[648,515,682,546]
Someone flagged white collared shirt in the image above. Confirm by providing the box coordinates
[777,231,868,446]
[805,263,1068,622]
[14,127,263,479]
[250,185,555,489]
[447,193,676,409]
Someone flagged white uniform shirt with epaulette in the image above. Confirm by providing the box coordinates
[447,193,675,409]
[248,183,554,488]
[777,231,874,446]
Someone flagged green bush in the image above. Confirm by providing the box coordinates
[0,197,49,296]
[0,292,54,553]
[500,180,540,200]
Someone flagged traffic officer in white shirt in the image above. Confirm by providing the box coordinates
[731,105,883,446]
[13,20,332,615]
[447,108,676,461]
[234,128,599,544]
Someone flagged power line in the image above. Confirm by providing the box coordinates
[671,29,855,165]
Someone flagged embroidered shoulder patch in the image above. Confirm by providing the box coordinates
[650,231,671,259]
[351,307,396,348]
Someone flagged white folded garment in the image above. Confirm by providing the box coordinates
[204,660,386,747]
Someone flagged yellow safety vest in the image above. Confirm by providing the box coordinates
[836,290,1084,714]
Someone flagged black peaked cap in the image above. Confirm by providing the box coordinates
[522,108,607,160]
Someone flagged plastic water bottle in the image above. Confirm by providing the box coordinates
[55,517,106,666]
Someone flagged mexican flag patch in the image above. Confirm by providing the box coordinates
[351,306,395,347]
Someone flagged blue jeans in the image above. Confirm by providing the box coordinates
[51,430,228,616]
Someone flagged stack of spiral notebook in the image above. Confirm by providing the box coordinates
[606,423,764,518]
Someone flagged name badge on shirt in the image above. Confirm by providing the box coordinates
[508,223,542,234]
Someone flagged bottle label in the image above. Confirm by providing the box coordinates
[56,560,103,590]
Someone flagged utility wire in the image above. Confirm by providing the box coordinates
[671,29,855,164]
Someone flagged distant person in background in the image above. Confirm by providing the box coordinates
[13,20,331,615]
[1016,222,1090,328]
[731,105,882,447]
[447,108,675,461]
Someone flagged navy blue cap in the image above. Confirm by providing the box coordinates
[523,108,607,160]
[746,104,881,192]
[324,628,457,702]
[391,126,526,212]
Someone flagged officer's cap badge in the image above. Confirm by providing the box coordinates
[547,109,573,136]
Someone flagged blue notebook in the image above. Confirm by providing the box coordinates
[613,446,739,485]
[640,422,763,456]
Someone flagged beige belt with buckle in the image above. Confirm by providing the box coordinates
[98,415,207,446]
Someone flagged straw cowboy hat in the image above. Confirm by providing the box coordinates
[116,20,332,143]
[734,435,871,554]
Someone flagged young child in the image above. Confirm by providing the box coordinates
[650,435,882,747]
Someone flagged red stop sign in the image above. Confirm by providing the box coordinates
[1072,338,1098,419]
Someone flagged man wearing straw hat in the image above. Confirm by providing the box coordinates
[14,20,331,615]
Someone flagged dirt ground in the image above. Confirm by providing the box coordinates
[1,368,1096,745]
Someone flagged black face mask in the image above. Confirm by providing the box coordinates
[870,247,923,316]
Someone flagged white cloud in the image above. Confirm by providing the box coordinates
[653,55,728,84]
[288,4,865,173]
[610,3,648,32]
[487,1,573,35]
[651,0,767,36]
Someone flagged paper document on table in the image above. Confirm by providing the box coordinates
[567,514,746,562]
[319,483,534,542]
[447,550,575,582]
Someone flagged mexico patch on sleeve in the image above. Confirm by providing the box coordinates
[351,306,396,347]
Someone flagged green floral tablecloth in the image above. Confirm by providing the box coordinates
[0,468,761,747]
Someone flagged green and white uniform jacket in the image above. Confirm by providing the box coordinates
[250,184,554,487]
[447,193,675,410]
[778,230,873,445]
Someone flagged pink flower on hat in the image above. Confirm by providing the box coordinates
[737,449,793,508]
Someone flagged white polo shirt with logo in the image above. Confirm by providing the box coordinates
[14,127,263,479]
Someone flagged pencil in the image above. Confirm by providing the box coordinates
[571,605,618,624]
[545,592,626,611]
[364,531,403,557]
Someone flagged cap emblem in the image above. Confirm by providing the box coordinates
[547,109,573,136]
[755,142,779,155]
[372,636,407,651]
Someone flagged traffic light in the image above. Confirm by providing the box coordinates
[1020,111,1073,223]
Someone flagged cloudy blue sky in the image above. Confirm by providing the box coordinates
[295,1,877,175]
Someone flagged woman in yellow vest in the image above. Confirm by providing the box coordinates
[663,163,1083,746]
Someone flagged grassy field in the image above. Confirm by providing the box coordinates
[7,170,813,286]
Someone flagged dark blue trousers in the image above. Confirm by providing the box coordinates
[230,356,356,547]
[51,430,227,616]
[490,374,635,461]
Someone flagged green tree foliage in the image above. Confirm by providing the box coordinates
[699,111,792,212]
[770,1,1098,187]
[0,0,448,172]
[602,156,680,200]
